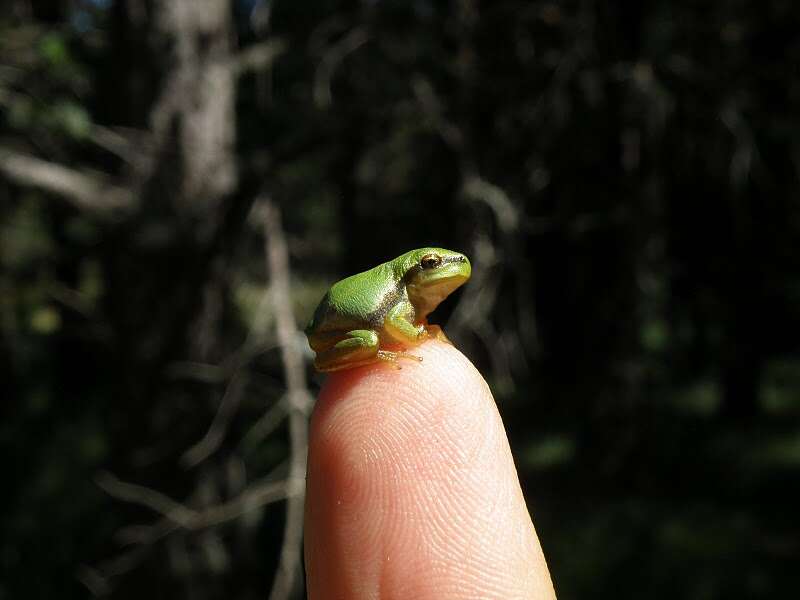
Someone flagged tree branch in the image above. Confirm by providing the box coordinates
[180,369,249,467]
[260,198,312,600]
[96,470,295,533]
[0,147,133,213]
[313,28,369,108]
[95,472,196,529]
[233,39,287,77]
[0,146,134,213]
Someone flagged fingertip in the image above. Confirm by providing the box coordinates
[311,340,491,437]
[304,340,555,600]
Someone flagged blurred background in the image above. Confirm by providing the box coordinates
[2,0,799,598]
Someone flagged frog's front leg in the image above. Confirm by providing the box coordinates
[383,302,426,344]
[384,303,450,344]
[375,302,427,366]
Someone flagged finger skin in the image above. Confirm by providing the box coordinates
[304,340,556,600]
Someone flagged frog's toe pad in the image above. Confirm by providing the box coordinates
[426,324,451,344]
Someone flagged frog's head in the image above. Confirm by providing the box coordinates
[402,247,471,318]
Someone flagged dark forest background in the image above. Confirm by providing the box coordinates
[2,0,799,598]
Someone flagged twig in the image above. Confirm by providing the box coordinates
[87,125,155,169]
[462,174,520,233]
[239,394,288,455]
[0,146,134,213]
[95,472,196,528]
[313,28,369,108]
[411,76,464,149]
[194,477,296,529]
[179,269,281,466]
[83,461,300,595]
[96,470,296,533]
[166,360,228,384]
[234,39,287,76]
[78,545,151,597]
[261,199,311,600]
[180,369,249,467]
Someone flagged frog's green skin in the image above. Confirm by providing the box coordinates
[305,247,471,372]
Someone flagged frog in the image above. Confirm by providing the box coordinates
[305,247,471,372]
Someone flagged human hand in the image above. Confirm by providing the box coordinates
[304,340,556,599]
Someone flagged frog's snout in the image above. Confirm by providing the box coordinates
[458,255,472,278]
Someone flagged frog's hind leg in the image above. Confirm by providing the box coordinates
[313,329,382,372]
[313,329,423,372]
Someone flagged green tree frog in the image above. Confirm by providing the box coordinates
[305,247,471,372]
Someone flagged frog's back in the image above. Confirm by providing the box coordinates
[306,262,400,334]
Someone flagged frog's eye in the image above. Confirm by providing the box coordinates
[420,253,442,269]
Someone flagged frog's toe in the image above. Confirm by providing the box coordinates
[377,349,423,368]
[377,350,403,369]
[425,324,451,344]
